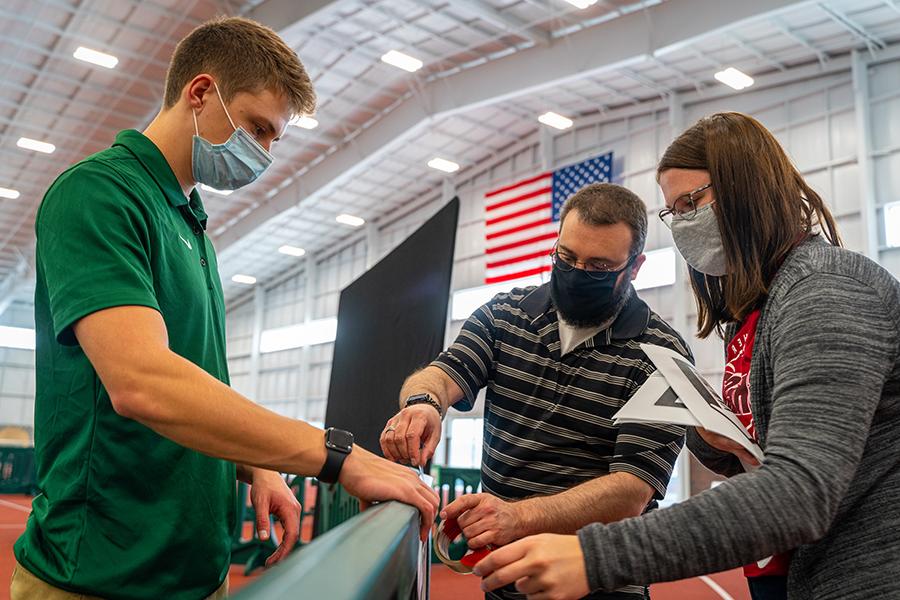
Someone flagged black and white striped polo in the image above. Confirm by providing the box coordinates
[432,283,692,600]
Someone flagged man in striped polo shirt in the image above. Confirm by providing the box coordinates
[381,182,692,600]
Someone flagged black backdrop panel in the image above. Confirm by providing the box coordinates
[324,198,459,454]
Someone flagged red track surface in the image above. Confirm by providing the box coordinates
[428,564,752,600]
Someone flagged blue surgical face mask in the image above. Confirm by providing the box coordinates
[192,82,273,191]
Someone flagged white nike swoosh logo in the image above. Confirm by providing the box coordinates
[178,234,192,250]
[757,556,774,569]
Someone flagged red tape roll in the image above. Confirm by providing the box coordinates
[459,547,491,568]
[442,517,462,540]
[434,517,492,574]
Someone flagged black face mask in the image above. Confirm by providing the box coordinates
[550,260,632,327]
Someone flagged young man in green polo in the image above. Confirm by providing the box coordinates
[12,16,438,600]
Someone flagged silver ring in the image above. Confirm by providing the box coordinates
[385,424,397,433]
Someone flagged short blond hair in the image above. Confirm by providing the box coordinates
[164,16,316,116]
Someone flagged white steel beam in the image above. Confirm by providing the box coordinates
[244,0,340,44]
[818,3,886,54]
[247,285,266,398]
[851,50,880,260]
[213,0,815,252]
[451,0,551,46]
[0,257,29,322]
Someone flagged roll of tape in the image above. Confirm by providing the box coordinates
[433,518,492,574]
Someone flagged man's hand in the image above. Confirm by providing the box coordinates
[380,404,442,467]
[696,427,760,467]
[248,469,302,567]
[474,534,590,600]
[442,493,528,549]
[339,445,439,541]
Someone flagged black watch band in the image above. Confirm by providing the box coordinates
[318,427,353,484]
[405,393,443,418]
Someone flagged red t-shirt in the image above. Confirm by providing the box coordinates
[723,309,792,578]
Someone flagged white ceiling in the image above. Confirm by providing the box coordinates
[2,0,900,309]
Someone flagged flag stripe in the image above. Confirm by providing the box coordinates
[486,237,559,269]
[486,201,552,226]
[486,195,552,226]
[485,172,552,199]
[487,249,553,270]
[487,231,558,255]
[486,187,552,213]
[486,209,553,236]
[486,217,553,241]
[486,257,551,279]
[486,222,558,254]
[485,265,552,285]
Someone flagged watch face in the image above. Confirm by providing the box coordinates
[327,428,354,452]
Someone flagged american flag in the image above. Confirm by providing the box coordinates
[484,152,613,284]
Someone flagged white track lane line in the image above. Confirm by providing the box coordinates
[700,575,737,600]
[0,498,31,513]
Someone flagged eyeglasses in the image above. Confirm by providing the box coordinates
[658,183,712,228]
[549,248,634,281]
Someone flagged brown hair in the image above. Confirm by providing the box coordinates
[559,182,648,257]
[163,16,316,116]
[658,112,841,338]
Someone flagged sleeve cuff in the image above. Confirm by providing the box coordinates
[53,293,161,346]
[430,358,477,411]
[609,463,668,500]
[577,524,607,592]
[686,428,744,477]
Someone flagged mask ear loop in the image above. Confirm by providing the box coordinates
[212,82,238,132]
[192,108,200,136]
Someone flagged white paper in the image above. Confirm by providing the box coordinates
[417,467,434,599]
[613,370,702,428]
[639,343,764,463]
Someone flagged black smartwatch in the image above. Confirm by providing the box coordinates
[405,393,443,418]
[318,427,354,484]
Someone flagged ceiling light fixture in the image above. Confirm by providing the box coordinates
[381,50,423,73]
[714,67,754,90]
[278,245,306,257]
[200,184,233,196]
[427,157,460,173]
[289,116,319,129]
[17,137,55,154]
[0,187,20,200]
[73,46,119,69]
[563,0,598,8]
[231,274,257,285]
[336,214,366,227]
[538,111,574,130]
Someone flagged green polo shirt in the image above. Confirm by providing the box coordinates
[15,130,236,600]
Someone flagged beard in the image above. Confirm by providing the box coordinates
[555,278,634,329]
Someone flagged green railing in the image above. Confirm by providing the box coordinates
[313,481,361,537]
[0,446,36,495]
[233,501,424,599]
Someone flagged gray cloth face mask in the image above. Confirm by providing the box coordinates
[670,203,728,276]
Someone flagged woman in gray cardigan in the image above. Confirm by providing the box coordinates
[473,112,900,600]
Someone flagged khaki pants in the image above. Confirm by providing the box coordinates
[10,562,229,600]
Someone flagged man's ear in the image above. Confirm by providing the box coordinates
[629,253,647,281]
[184,74,215,113]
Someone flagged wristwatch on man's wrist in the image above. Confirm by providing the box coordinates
[405,393,443,418]
[318,427,354,484]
